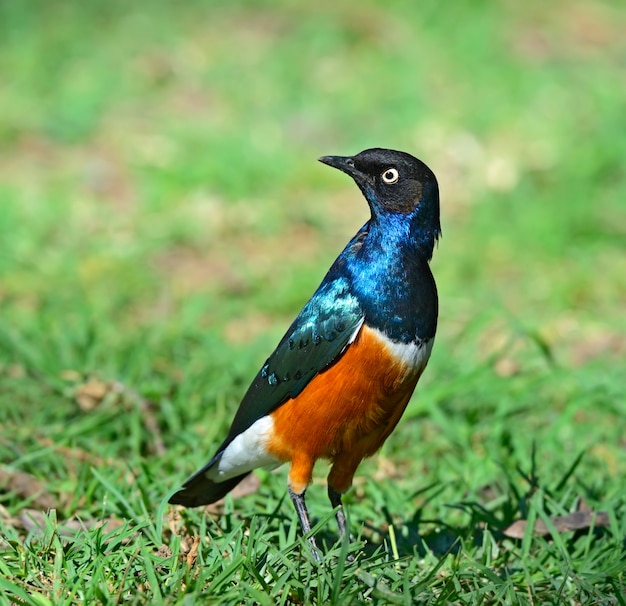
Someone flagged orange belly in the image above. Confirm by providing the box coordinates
[266,325,428,493]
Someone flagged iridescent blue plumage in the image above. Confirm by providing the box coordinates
[332,209,438,344]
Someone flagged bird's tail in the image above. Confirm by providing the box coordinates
[168,464,250,507]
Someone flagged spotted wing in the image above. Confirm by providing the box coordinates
[221,276,364,449]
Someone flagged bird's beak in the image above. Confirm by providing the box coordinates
[318,155,363,181]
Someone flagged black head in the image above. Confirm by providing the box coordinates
[319,148,438,216]
[319,148,441,256]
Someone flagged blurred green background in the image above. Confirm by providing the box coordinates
[1,0,625,603]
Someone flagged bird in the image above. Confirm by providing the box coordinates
[169,148,441,559]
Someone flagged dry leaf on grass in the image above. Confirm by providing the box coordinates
[165,506,202,572]
[185,535,201,568]
[0,467,56,510]
[75,378,111,411]
[503,510,610,539]
[155,544,173,559]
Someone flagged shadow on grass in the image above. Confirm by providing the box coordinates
[336,448,621,563]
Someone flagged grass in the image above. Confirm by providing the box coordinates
[1,0,625,603]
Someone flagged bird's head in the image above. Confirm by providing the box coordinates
[319,148,441,255]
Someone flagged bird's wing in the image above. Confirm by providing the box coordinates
[168,274,365,507]
[221,275,364,449]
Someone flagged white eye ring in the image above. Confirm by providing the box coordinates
[381,168,399,184]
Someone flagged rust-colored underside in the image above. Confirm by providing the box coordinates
[266,325,425,494]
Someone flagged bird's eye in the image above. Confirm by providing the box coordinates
[381,168,399,184]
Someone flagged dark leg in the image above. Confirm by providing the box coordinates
[328,485,355,562]
[328,485,349,540]
[289,487,321,561]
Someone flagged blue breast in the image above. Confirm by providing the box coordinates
[322,211,438,345]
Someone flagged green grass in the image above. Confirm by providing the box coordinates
[1,0,625,603]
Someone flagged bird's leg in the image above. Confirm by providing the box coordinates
[328,484,356,562]
[328,485,348,540]
[328,456,361,542]
[288,487,321,561]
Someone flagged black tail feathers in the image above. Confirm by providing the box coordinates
[169,470,250,507]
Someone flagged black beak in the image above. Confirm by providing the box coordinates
[318,155,362,180]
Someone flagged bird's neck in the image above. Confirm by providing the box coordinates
[367,213,437,262]
[339,217,438,344]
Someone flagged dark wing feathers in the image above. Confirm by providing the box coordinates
[223,276,363,447]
